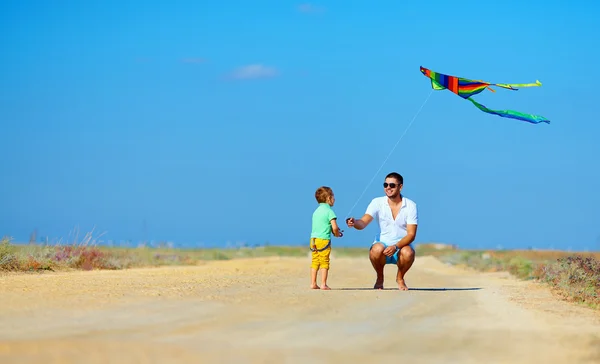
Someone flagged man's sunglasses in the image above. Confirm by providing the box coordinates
[383,183,398,188]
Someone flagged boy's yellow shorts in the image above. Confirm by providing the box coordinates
[310,237,331,270]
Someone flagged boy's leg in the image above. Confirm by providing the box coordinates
[310,239,320,289]
[319,268,329,290]
[314,238,331,290]
[310,267,320,289]
[319,246,331,290]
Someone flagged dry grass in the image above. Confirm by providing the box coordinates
[0,235,368,273]
[2,234,598,309]
[433,248,600,309]
[538,255,600,309]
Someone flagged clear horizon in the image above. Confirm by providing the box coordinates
[2,1,599,252]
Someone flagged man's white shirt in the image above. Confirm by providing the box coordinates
[365,196,418,245]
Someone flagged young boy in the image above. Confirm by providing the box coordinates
[310,186,343,290]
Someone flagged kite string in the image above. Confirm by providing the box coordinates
[344,89,434,219]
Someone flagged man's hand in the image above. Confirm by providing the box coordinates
[345,214,373,230]
[383,245,397,257]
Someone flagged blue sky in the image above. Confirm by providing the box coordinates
[1,0,599,251]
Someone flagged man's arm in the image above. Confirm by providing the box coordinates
[350,214,373,230]
[395,202,418,249]
[395,224,417,249]
[348,198,378,230]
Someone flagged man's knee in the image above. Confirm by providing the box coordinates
[400,245,415,261]
[369,243,385,259]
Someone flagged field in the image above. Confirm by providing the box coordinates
[2,237,599,310]
[1,237,600,363]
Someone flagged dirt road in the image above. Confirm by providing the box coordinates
[1,255,599,363]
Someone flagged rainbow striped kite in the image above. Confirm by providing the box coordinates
[420,66,550,124]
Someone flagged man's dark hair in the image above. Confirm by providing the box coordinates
[385,172,403,185]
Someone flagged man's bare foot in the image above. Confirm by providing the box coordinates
[311,284,320,289]
[374,278,384,290]
[321,285,331,290]
[397,279,409,291]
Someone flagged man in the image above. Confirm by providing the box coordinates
[346,172,418,290]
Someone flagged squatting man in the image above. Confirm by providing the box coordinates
[346,172,418,290]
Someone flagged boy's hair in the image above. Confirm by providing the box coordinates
[315,186,333,203]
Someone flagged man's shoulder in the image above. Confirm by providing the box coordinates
[365,196,386,216]
[403,196,417,208]
[366,196,386,209]
[369,196,388,204]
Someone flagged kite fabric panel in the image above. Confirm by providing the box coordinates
[420,66,550,124]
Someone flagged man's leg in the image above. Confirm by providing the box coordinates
[369,243,386,289]
[396,245,415,291]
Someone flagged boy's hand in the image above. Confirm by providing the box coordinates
[346,218,354,228]
[337,230,344,237]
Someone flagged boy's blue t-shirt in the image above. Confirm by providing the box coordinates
[311,203,337,239]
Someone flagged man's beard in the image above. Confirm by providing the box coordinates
[386,190,400,198]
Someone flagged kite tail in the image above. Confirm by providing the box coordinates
[491,80,543,91]
[466,97,550,124]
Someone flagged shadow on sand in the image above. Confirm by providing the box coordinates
[330,287,482,291]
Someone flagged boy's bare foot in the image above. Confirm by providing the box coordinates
[397,279,409,291]
[321,285,331,290]
[311,284,320,289]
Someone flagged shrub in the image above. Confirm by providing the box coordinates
[54,245,118,270]
[540,255,600,308]
[0,236,19,271]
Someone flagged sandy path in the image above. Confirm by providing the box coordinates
[1,255,599,363]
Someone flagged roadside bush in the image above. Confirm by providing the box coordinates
[539,255,600,308]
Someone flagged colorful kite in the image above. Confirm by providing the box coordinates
[420,66,550,124]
